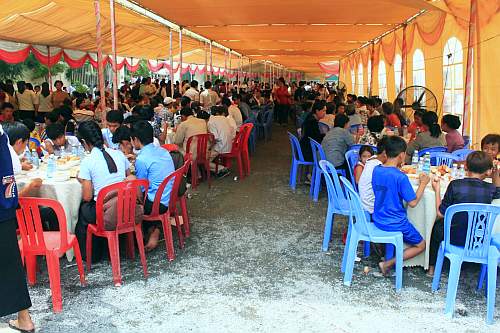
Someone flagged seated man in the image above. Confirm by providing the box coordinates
[43,123,80,155]
[428,151,500,276]
[173,107,208,157]
[222,97,242,129]
[481,133,500,162]
[130,120,175,251]
[73,97,95,123]
[207,105,236,178]
[372,136,429,275]
[101,110,124,150]
[0,102,15,123]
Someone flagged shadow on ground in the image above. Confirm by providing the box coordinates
[6,126,500,333]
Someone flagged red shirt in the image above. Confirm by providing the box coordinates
[385,114,401,128]
[408,122,422,141]
[275,86,291,105]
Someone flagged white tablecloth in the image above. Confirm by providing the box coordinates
[405,178,500,269]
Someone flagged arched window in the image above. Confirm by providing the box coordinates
[394,54,402,95]
[367,60,371,96]
[351,69,355,92]
[378,60,387,101]
[443,37,464,115]
[412,49,426,87]
[357,63,363,96]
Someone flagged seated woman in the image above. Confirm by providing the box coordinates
[299,100,327,162]
[358,115,384,146]
[441,114,464,152]
[407,109,424,141]
[405,111,446,164]
[382,102,401,129]
[354,145,375,184]
[75,121,132,262]
[319,102,336,129]
[321,114,354,175]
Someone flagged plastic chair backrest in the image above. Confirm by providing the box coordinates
[345,149,359,184]
[349,124,361,134]
[452,148,474,161]
[430,152,459,167]
[318,122,330,135]
[318,160,349,212]
[418,146,447,158]
[340,176,371,237]
[264,110,273,126]
[186,133,214,163]
[310,138,327,168]
[95,179,149,232]
[161,144,179,152]
[16,197,68,252]
[288,131,306,162]
[463,136,470,149]
[349,144,377,153]
[443,203,500,260]
[240,123,254,150]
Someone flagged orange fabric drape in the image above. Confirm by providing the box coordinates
[381,32,397,65]
[416,11,448,45]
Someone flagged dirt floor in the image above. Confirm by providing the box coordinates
[1,126,499,332]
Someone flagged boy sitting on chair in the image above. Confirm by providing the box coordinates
[372,136,429,275]
[427,151,500,277]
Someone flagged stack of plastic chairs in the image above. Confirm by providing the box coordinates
[431,204,500,323]
[339,176,405,292]
[243,119,257,155]
[287,132,313,190]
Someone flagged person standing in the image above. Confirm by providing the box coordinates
[273,77,291,126]
[15,81,38,120]
[0,123,35,332]
[50,80,70,109]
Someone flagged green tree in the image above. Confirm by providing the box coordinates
[24,54,67,81]
[0,61,25,81]
[135,59,151,78]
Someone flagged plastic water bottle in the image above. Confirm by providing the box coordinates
[458,164,466,179]
[412,150,419,167]
[46,155,56,178]
[71,144,78,156]
[417,157,424,174]
[451,163,458,179]
[422,153,431,174]
[30,149,40,168]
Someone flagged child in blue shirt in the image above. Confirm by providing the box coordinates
[372,136,429,275]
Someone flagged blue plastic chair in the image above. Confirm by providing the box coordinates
[349,144,377,152]
[318,160,350,252]
[430,152,459,167]
[243,119,257,155]
[431,204,500,320]
[318,122,330,135]
[349,124,362,134]
[418,146,447,158]
[345,150,359,189]
[287,132,313,191]
[262,110,273,141]
[452,148,474,161]
[463,135,471,149]
[477,235,500,324]
[339,176,404,292]
[309,139,345,202]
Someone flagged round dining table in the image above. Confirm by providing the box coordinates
[405,176,500,269]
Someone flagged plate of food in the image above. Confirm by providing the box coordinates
[431,165,451,176]
[56,156,81,170]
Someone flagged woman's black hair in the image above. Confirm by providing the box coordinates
[334,114,350,128]
[45,111,60,124]
[77,121,117,173]
[3,121,29,144]
[65,120,76,135]
[54,80,63,88]
[17,81,26,94]
[442,114,461,130]
[26,83,34,91]
[382,102,394,115]
[367,115,385,133]
[106,109,124,124]
[22,118,35,132]
[45,123,65,140]
[41,82,50,97]
[358,145,375,158]
[4,81,15,96]
[112,126,132,144]
[422,111,442,138]
[311,100,326,113]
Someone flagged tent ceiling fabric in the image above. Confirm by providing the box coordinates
[0,0,239,68]
[136,0,437,74]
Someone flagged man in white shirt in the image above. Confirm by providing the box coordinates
[199,81,220,111]
[173,107,208,157]
[183,80,200,103]
[222,97,242,129]
[2,122,32,175]
[358,138,387,213]
[207,106,236,177]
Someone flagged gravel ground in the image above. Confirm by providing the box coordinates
[2,126,499,333]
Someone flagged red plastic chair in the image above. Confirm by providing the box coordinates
[161,143,179,152]
[186,133,214,189]
[215,129,245,179]
[240,123,254,176]
[16,197,86,313]
[143,155,191,260]
[86,179,149,286]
